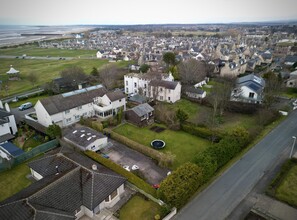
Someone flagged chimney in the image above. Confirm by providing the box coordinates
[4,103,10,112]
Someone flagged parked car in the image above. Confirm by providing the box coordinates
[18,102,33,111]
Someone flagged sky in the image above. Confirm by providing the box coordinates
[0,0,297,25]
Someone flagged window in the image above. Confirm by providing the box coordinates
[75,115,80,120]
[134,82,137,87]
[144,91,147,96]
[144,84,147,88]
[126,88,129,93]
[126,81,128,86]
[168,97,171,101]
[65,110,70,114]
[160,96,163,101]
[249,92,255,98]
[66,118,72,123]
[76,106,82,110]
[119,99,122,102]
[111,190,118,200]
[168,89,171,93]
[160,88,163,92]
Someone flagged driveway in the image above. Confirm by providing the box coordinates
[101,139,169,185]
[10,107,35,124]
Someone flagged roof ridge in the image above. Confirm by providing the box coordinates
[29,154,56,164]
[36,209,74,218]
[93,172,126,180]
[0,198,27,208]
[26,199,37,219]
[90,172,94,209]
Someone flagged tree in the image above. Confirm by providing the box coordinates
[163,52,176,67]
[46,124,62,139]
[178,59,206,85]
[139,64,150,73]
[262,72,283,109]
[159,162,203,209]
[60,66,88,86]
[90,67,99,76]
[98,64,123,90]
[176,109,188,125]
[27,72,38,86]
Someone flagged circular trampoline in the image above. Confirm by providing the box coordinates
[151,139,166,149]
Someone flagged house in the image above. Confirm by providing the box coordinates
[284,55,297,66]
[0,147,126,219]
[125,103,154,127]
[231,74,265,104]
[64,126,109,152]
[124,72,181,103]
[286,70,297,88]
[149,80,181,103]
[0,102,18,143]
[220,60,247,77]
[35,85,126,128]
[183,86,206,100]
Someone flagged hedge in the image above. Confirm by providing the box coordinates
[104,128,174,168]
[181,122,221,142]
[85,151,157,197]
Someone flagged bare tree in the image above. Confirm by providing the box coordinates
[263,72,283,109]
[27,72,38,86]
[178,59,206,85]
[98,64,124,90]
[60,66,88,86]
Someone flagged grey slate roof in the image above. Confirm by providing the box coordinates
[0,108,12,125]
[237,74,265,87]
[40,87,107,115]
[131,103,154,117]
[106,91,126,102]
[64,126,106,149]
[184,86,205,95]
[0,148,126,219]
[149,80,178,90]
[129,94,147,104]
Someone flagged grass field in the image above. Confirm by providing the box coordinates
[113,123,210,169]
[119,195,163,220]
[0,162,32,202]
[275,163,297,207]
[9,94,49,108]
[0,58,110,97]
[0,45,96,57]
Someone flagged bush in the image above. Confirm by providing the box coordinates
[85,151,157,197]
[256,109,281,126]
[181,122,221,142]
[159,163,203,209]
[195,152,217,182]
[105,128,174,168]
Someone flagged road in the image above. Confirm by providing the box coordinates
[175,109,297,220]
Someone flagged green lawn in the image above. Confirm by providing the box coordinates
[0,58,109,97]
[0,45,96,57]
[113,123,210,169]
[275,164,297,207]
[119,195,163,220]
[0,162,32,202]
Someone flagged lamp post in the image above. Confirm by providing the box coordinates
[289,136,297,158]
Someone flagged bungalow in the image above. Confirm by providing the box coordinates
[0,147,126,219]
[231,74,265,104]
[125,103,154,127]
[183,86,206,100]
[35,85,126,128]
[64,126,109,152]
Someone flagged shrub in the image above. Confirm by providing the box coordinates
[181,122,221,142]
[85,151,157,197]
[256,109,281,126]
[194,152,217,182]
[105,128,174,168]
[159,163,203,209]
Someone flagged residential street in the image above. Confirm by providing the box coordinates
[175,109,297,220]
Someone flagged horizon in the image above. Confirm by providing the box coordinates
[0,0,297,26]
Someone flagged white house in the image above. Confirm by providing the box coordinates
[124,72,181,103]
[35,85,126,128]
[231,74,265,103]
[0,102,17,143]
[96,51,103,59]
[64,126,109,152]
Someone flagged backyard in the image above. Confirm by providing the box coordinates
[119,194,164,220]
[113,123,210,169]
[0,162,32,201]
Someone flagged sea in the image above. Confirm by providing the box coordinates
[0,25,95,47]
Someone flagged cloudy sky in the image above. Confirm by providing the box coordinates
[0,0,296,25]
